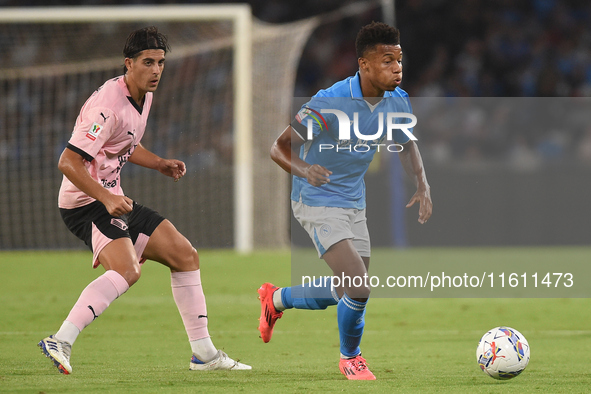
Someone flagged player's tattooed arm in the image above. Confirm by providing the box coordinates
[399,140,432,224]
[270,125,332,187]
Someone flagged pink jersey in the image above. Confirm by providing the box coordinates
[58,76,152,209]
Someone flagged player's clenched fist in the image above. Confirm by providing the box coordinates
[158,159,186,181]
[305,164,332,187]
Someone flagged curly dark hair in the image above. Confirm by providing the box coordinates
[123,26,170,73]
[355,21,400,58]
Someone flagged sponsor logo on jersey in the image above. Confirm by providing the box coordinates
[86,122,103,141]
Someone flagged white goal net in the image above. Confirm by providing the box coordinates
[0,5,317,251]
[0,2,386,252]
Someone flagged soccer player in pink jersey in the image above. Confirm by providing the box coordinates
[38,26,250,374]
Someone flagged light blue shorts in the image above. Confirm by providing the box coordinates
[291,200,370,258]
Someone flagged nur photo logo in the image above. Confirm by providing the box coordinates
[297,106,417,153]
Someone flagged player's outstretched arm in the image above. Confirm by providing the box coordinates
[270,125,332,187]
[129,143,186,181]
[58,148,133,216]
[398,140,432,224]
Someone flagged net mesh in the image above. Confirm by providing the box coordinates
[0,15,317,250]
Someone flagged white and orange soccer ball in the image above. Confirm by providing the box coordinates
[476,326,530,380]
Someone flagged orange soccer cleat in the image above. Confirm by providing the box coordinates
[339,354,376,380]
[257,283,283,343]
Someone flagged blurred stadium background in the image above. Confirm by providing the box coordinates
[1,0,590,252]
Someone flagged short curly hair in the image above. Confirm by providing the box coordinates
[355,21,400,58]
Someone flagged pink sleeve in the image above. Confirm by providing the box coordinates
[68,107,117,161]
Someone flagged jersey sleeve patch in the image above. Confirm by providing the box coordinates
[85,122,103,141]
[293,100,332,140]
[295,107,312,124]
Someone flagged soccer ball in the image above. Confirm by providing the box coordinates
[476,326,530,380]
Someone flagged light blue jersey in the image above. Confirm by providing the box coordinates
[291,72,414,209]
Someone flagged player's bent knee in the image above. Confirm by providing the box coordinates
[99,261,141,286]
[185,247,200,271]
[347,285,371,300]
[168,245,200,272]
[98,239,142,286]
[122,264,142,286]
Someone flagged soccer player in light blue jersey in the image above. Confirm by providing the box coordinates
[258,22,432,380]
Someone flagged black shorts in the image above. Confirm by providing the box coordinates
[60,200,165,268]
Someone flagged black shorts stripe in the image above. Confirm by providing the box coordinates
[60,200,165,253]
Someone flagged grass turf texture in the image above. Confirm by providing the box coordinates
[1,248,590,393]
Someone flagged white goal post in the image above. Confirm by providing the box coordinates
[0,2,388,253]
[0,5,254,252]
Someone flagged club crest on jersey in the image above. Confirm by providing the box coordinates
[319,224,332,237]
[86,122,103,141]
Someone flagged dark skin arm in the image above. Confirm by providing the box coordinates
[398,140,432,224]
[270,125,332,187]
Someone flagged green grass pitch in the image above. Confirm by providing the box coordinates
[1,248,590,393]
